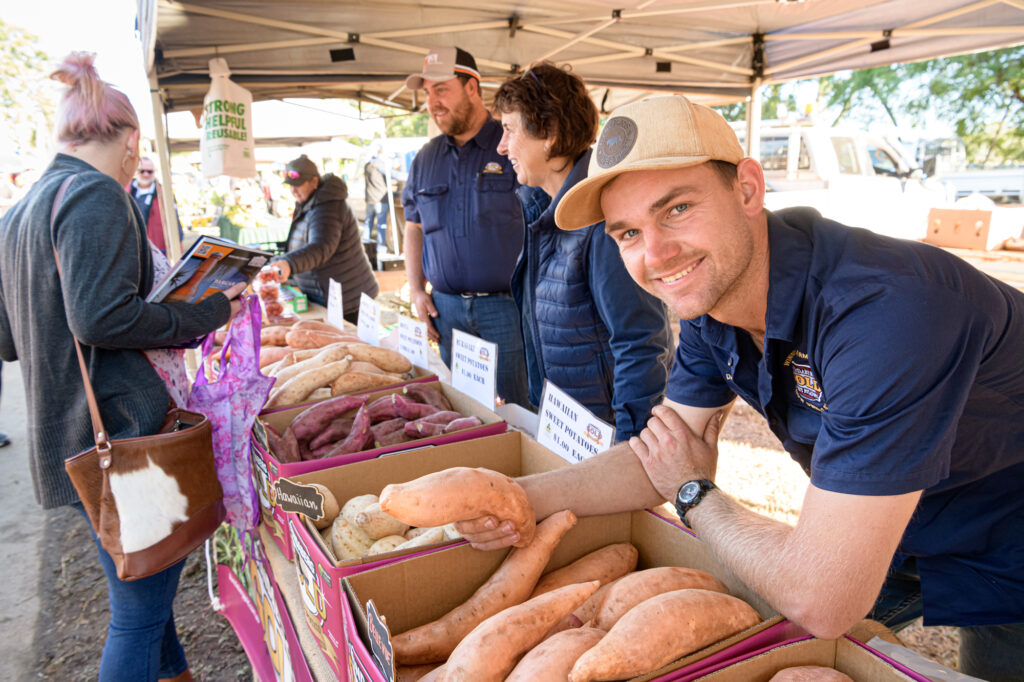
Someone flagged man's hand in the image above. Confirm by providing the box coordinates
[223,281,248,318]
[411,289,440,342]
[270,260,291,282]
[453,516,520,551]
[630,404,724,501]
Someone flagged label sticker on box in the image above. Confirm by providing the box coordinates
[274,479,326,523]
[367,599,396,682]
[348,642,370,682]
[450,329,497,409]
[357,292,381,346]
[327,279,344,330]
[398,314,430,369]
[537,380,615,463]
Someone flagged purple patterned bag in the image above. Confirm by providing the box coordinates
[188,295,275,532]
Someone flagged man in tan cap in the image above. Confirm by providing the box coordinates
[457,95,1024,680]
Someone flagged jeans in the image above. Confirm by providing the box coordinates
[431,290,529,408]
[869,556,1024,681]
[364,201,387,247]
[73,503,189,681]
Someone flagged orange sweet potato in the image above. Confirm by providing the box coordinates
[531,543,638,599]
[590,566,729,631]
[769,666,854,681]
[259,345,290,368]
[380,467,535,548]
[285,328,360,349]
[392,510,577,665]
[506,626,606,682]
[293,319,346,335]
[569,589,761,682]
[260,325,290,346]
[396,663,442,682]
[442,581,601,682]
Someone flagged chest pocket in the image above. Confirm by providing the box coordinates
[785,400,823,445]
[415,184,449,234]
[474,173,518,235]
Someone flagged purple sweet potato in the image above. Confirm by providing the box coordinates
[377,429,414,446]
[371,417,407,441]
[264,425,286,458]
[310,416,355,451]
[403,384,453,412]
[413,410,462,426]
[290,395,367,443]
[322,404,374,457]
[280,426,302,463]
[393,394,439,420]
[404,420,448,438]
[442,416,483,434]
[367,394,402,421]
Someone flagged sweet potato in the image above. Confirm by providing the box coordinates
[569,578,618,627]
[531,543,639,599]
[417,664,445,682]
[260,325,290,346]
[442,416,483,433]
[345,343,413,374]
[265,357,352,408]
[321,403,373,457]
[309,416,355,451]
[393,526,445,551]
[355,502,410,540]
[392,509,576,665]
[408,411,461,427]
[404,420,447,438]
[341,494,379,527]
[263,425,285,459]
[569,589,761,682]
[377,429,414,447]
[590,566,729,631]
[371,417,407,441]
[769,667,854,681]
[506,626,606,682]
[290,394,367,443]
[394,394,439,420]
[367,535,408,556]
[293,319,345,335]
[214,330,228,346]
[442,581,601,682]
[274,344,350,385]
[396,664,442,682]
[348,360,394,375]
[367,394,403,420]
[259,345,290,368]
[279,427,302,463]
[329,517,374,561]
[285,328,358,349]
[307,483,340,530]
[403,384,452,411]
[308,387,332,402]
[331,371,404,396]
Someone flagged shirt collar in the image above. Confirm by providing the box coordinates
[443,116,501,151]
[523,149,593,233]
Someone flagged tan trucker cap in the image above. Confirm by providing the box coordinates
[555,94,745,230]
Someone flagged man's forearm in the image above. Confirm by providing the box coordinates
[519,442,665,521]
[404,222,426,292]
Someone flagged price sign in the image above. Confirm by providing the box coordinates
[357,293,380,346]
[450,329,497,409]
[326,279,344,330]
[537,380,615,463]
[397,314,429,369]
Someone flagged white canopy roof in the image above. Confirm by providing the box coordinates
[144,0,1024,114]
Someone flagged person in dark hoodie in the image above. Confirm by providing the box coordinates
[272,154,379,322]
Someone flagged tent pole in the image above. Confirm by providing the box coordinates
[149,72,182,263]
[745,78,762,161]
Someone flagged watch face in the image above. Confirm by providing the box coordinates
[677,481,702,505]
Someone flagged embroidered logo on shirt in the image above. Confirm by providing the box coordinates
[482,161,503,174]
[784,349,827,412]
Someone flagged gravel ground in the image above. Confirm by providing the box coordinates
[718,402,960,671]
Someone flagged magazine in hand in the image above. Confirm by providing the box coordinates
[147,236,271,304]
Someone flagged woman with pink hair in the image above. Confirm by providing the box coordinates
[0,53,246,682]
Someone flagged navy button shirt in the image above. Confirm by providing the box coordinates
[401,118,525,294]
[667,207,1024,626]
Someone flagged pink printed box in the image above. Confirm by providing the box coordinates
[285,430,566,681]
[252,379,506,559]
[343,509,783,682]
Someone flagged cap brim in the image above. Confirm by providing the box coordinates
[405,73,458,90]
[554,155,712,231]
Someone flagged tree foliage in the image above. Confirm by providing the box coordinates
[0,19,56,161]
[359,102,429,138]
[715,84,798,123]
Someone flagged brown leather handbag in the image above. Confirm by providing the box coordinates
[52,175,225,581]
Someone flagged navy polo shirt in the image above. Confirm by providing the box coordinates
[667,207,1024,626]
[401,118,525,294]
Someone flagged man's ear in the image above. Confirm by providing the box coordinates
[735,157,765,217]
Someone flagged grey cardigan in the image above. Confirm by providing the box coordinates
[0,154,231,508]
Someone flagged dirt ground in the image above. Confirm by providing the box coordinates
[32,402,958,680]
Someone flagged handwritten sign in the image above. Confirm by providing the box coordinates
[537,380,615,463]
[327,279,344,330]
[450,329,497,409]
[357,293,380,346]
[367,599,395,682]
[397,314,430,369]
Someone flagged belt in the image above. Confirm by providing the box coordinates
[459,291,508,298]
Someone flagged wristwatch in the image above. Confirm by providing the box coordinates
[674,479,716,529]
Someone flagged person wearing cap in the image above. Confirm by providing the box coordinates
[272,154,378,322]
[493,62,672,441]
[456,94,1024,680]
[401,46,529,407]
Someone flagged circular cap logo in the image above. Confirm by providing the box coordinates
[596,116,638,168]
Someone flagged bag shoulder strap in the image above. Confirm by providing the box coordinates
[51,174,113,467]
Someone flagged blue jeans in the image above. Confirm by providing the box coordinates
[869,556,1024,681]
[431,290,529,408]
[73,503,189,681]
[364,201,387,246]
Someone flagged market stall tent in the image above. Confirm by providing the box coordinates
[139,0,1024,256]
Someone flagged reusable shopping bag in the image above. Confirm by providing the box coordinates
[200,57,256,179]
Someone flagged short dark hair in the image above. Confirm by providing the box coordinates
[708,160,738,188]
[493,61,598,163]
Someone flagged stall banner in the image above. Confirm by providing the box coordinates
[450,329,497,408]
[397,314,429,369]
[357,293,381,346]
[537,380,615,463]
[327,279,344,330]
[201,57,255,179]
